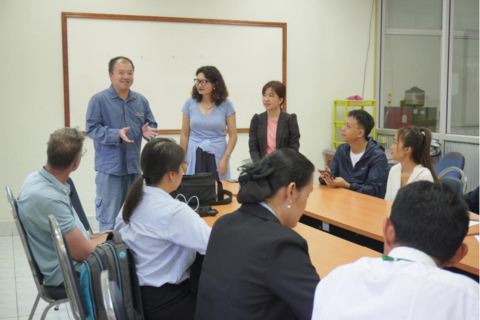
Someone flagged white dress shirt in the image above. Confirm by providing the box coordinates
[312,246,479,320]
[385,164,434,201]
[115,186,211,287]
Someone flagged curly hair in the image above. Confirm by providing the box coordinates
[191,66,229,105]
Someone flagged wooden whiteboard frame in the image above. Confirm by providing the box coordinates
[61,12,287,134]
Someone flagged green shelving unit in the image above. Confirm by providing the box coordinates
[333,100,377,149]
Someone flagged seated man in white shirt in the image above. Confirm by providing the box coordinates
[312,181,479,320]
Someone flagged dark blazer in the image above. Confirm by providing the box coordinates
[249,110,300,163]
[195,204,320,320]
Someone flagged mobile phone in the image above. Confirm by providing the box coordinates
[319,170,336,180]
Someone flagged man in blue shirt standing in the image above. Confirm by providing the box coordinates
[319,110,388,198]
[86,56,158,231]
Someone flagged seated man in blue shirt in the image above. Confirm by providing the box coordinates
[86,56,158,231]
[319,110,388,198]
[17,128,108,287]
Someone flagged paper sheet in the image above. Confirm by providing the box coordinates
[469,221,479,227]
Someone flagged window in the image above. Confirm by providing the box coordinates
[378,0,479,137]
[449,0,479,135]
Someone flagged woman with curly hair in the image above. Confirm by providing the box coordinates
[180,66,238,180]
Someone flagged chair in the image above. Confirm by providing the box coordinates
[66,177,93,234]
[435,152,467,194]
[440,177,464,196]
[5,187,68,320]
[48,215,87,320]
[100,270,129,320]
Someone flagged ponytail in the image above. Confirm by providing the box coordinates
[419,128,439,182]
[122,138,185,223]
[123,177,145,223]
[397,126,439,182]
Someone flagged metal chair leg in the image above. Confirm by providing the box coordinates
[40,301,61,320]
[54,303,60,311]
[28,293,41,320]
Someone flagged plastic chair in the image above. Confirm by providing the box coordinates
[67,177,93,234]
[48,215,87,320]
[435,152,467,194]
[5,187,68,320]
[435,152,465,178]
[441,177,464,196]
[101,270,129,320]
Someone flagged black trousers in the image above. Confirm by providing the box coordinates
[141,280,196,320]
[195,148,219,180]
[140,253,205,320]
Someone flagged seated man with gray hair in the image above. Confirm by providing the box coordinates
[17,127,108,287]
[312,181,479,320]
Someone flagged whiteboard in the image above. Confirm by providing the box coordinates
[63,13,286,133]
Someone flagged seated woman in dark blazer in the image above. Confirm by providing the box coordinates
[195,148,320,320]
[249,81,300,163]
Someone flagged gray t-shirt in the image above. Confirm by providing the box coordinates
[17,167,89,286]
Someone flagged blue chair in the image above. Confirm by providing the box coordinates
[435,152,467,194]
[100,270,129,320]
[440,177,464,196]
[5,187,69,320]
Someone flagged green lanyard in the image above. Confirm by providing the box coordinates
[381,254,414,263]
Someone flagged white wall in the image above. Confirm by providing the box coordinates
[0,0,375,232]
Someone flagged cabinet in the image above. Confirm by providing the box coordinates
[333,100,377,149]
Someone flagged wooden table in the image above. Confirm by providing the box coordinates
[206,198,380,278]
[459,235,480,275]
[304,184,479,276]
[304,185,390,242]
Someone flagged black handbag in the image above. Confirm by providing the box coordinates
[170,172,232,206]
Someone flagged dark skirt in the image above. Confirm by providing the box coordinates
[141,280,196,320]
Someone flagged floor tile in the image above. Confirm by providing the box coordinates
[19,308,71,319]
[0,237,13,245]
[0,278,16,303]
[17,291,69,318]
[0,278,16,293]
[14,266,32,278]
[0,267,15,280]
[0,259,14,269]
[0,302,18,318]
[12,237,20,245]
[0,247,14,260]
[15,276,35,291]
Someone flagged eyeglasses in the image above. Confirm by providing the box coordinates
[81,148,87,157]
[194,79,210,86]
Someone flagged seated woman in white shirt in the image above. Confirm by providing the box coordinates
[115,138,211,320]
[385,126,439,201]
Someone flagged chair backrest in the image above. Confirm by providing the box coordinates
[438,167,468,194]
[48,215,87,320]
[5,187,45,293]
[435,152,465,179]
[101,270,129,320]
[440,176,464,196]
[66,177,92,234]
[101,270,117,320]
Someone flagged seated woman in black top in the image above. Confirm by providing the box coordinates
[249,81,300,163]
[195,148,320,320]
